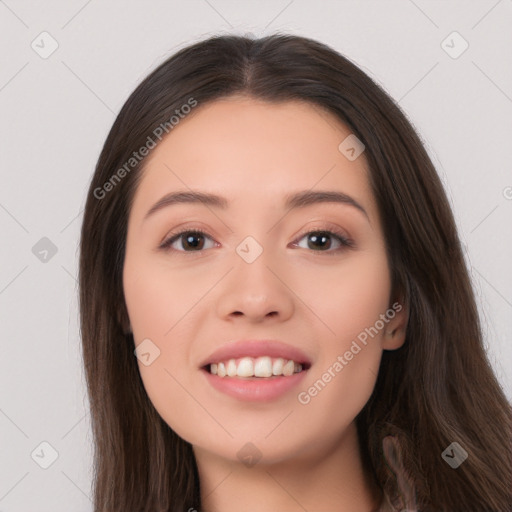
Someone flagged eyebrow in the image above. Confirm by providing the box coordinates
[143,189,369,220]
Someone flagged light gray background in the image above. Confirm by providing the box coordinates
[1,1,511,510]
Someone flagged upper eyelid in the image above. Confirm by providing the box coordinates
[163,223,349,240]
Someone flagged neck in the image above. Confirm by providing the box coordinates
[194,422,382,512]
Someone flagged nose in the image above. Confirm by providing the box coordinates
[215,247,294,324]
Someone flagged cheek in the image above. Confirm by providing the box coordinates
[123,250,212,444]
[306,248,392,348]
[292,252,390,441]
[123,250,200,340]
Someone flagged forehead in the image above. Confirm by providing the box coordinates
[130,96,374,219]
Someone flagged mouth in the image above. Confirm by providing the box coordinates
[203,356,311,378]
[199,340,313,401]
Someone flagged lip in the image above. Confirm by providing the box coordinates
[199,339,312,367]
[199,339,312,402]
[202,368,308,401]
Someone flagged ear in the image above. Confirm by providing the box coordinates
[382,299,408,351]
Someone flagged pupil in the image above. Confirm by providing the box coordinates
[185,233,203,250]
[309,232,330,250]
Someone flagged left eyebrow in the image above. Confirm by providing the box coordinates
[143,189,369,221]
[283,190,368,220]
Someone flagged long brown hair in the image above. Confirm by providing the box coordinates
[79,33,512,511]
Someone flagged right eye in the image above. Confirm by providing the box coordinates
[159,229,217,252]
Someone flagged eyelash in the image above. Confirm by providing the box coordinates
[158,225,355,255]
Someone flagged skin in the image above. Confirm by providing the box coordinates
[123,95,408,512]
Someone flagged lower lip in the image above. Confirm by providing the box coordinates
[201,368,308,402]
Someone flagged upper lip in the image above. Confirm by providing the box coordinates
[199,339,312,368]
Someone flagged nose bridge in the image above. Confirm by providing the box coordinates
[227,202,278,274]
[233,233,278,295]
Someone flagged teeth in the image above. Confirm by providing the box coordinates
[226,359,237,377]
[254,356,273,377]
[272,358,284,375]
[208,356,305,378]
[283,359,294,376]
[237,357,254,377]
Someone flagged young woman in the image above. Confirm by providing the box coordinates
[79,33,512,512]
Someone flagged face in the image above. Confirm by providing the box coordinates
[122,96,407,465]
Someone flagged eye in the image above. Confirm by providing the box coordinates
[159,226,354,254]
[293,229,354,253]
[159,229,216,252]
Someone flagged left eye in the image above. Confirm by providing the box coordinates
[293,230,353,252]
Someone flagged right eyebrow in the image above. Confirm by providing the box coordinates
[144,191,228,221]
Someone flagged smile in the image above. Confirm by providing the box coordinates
[199,339,312,401]
[208,356,305,378]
